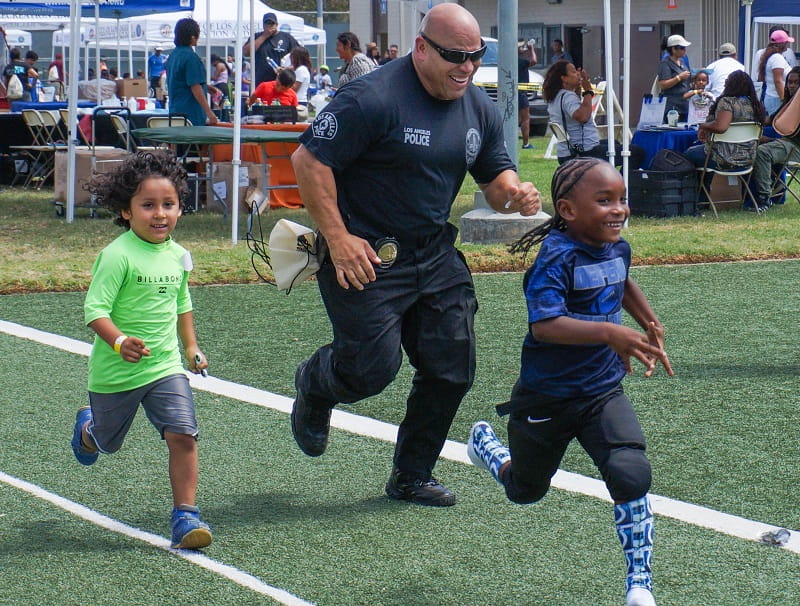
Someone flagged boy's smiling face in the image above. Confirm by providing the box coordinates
[121,177,182,244]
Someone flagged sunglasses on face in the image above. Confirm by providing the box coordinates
[674,45,686,50]
[420,32,487,64]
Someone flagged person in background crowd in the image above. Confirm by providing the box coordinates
[657,34,693,122]
[682,70,714,104]
[247,68,298,108]
[314,64,332,90]
[244,11,299,87]
[47,52,64,92]
[518,39,537,150]
[752,66,800,211]
[148,46,167,95]
[550,39,572,64]
[335,31,375,87]
[705,42,746,100]
[544,60,645,168]
[24,50,39,102]
[660,35,690,71]
[682,70,764,208]
[166,18,218,126]
[289,46,312,121]
[379,44,399,65]
[751,24,797,88]
[758,29,794,115]
[365,42,381,67]
[289,3,541,507]
[4,47,30,101]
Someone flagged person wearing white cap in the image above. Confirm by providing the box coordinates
[705,43,746,99]
[148,46,167,97]
[758,29,795,114]
[657,34,692,121]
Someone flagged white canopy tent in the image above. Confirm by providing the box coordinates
[3,27,31,46]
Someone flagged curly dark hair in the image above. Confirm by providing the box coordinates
[174,17,200,47]
[709,70,765,124]
[87,150,189,229]
[542,60,571,102]
[509,157,606,257]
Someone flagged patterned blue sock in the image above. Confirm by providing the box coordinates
[614,495,653,592]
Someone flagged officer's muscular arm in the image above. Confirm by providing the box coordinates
[291,145,381,290]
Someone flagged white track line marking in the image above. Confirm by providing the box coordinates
[1,319,797,554]
[0,470,312,606]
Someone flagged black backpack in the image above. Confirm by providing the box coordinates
[649,148,695,173]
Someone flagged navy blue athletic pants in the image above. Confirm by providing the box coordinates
[503,383,651,505]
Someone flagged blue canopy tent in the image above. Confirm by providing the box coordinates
[0,0,194,221]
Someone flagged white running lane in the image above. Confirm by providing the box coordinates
[0,318,797,606]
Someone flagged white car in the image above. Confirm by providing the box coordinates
[472,37,549,135]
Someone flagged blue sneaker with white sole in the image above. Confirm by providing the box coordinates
[70,406,98,466]
[171,505,212,550]
[467,421,511,484]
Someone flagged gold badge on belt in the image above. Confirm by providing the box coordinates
[375,237,399,268]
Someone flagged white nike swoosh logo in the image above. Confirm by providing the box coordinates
[526,416,552,424]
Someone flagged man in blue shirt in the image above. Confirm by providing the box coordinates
[290,2,541,507]
[148,46,167,96]
[166,19,217,127]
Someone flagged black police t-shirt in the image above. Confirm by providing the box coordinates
[300,55,515,243]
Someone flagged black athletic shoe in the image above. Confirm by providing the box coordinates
[385,468,456,507]
[290,362,331,457]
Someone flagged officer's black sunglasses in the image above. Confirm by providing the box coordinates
[420,32,487,64]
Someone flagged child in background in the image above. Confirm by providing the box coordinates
[467,158,673,606]
[70,150,212,551]
[682,70,715,104]
[247,68,298,108]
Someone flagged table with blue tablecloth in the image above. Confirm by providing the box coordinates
[10,100,96,113]
[633,126,778,169]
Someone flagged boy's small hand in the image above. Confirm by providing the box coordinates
[120,336,150,362]
[191,350,208,376]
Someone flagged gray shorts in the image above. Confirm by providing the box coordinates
[87,374,198,454]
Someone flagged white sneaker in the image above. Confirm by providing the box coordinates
[467,421,510,483]
[626,586,656,606]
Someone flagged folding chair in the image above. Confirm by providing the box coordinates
[10,110,56,189]
[696,121,762,218]
[769,159,800,205]
[110,113,159,153]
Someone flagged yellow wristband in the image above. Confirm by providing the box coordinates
[113,335,127,354]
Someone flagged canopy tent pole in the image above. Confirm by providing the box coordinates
[231,0,245,244]
[66,0,82,223]
[128,21,134,78]
[622,0,631,182]
[603,0,615,164]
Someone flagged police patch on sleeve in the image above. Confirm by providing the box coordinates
[312,112,338,140]
[465,128,481,168]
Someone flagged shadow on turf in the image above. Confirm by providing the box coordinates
[4,520,135,554]
[200,491,410,528]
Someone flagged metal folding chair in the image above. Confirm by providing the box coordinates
[10,110,55,189]
[696,122,762,218]
[769,159,800,205]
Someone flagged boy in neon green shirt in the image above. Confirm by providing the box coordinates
[71,151,212,550]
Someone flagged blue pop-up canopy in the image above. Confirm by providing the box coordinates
[0,0,192,18]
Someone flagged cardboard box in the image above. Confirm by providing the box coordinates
[206,161,268,214]
[709,174,743,210]
[117,78,148,99]
[54,148,130,205]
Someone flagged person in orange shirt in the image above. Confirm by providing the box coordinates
[247,68,298,108]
